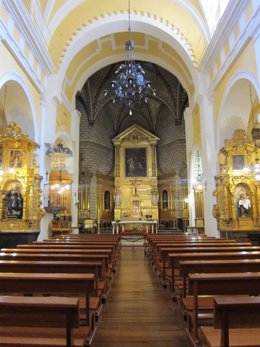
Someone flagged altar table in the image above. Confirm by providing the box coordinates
[112,220,158,234]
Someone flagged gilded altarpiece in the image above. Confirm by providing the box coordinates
[112,124,159,221]
[0,122,43,231]
[213,129,260,231]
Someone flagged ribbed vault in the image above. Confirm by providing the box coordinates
[76,62,188,135]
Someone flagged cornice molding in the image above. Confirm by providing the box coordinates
[3,0,54,76]
[0,18,45,93]
[61,92,74,114]
[199,0,248,72]
[209,4,260,91]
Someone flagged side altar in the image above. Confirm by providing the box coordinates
[0,122,43,246]
[213,129,260,235]
[112,124,160,225]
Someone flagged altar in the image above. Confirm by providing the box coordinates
[112,220,158,234]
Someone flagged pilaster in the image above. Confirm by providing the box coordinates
[71,110,81,229]
[198,77,219,237]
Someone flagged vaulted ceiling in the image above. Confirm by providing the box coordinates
[20,1,229,131]
[21,0,230,105]
[76,62,188,134]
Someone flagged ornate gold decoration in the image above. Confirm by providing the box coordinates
[0,122,43,231]
[112,124,160,221]
[124,130,148,144]
[213,129,260,231]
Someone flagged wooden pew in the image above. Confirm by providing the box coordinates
[0,259,103,284]
[0,259,104,317]
[144,235,220,257]
[19,243,119,268]
[158,244,254,282]
[0,296,87,347]
[147,238,237,263]
[168,251,260,297]
[144,234,218,257]
[201,295,260,347]
[0,272,95,338]
[152,241,241,267]
[185,272,260,346]
[180,258,260,299]
[0,251,110,301]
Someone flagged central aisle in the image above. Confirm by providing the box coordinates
[92,246,190,347]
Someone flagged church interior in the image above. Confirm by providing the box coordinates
[0,0,260,346]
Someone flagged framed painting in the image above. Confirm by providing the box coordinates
[9,149,23,168]
[125,147,147,177]
[232,155,244,170]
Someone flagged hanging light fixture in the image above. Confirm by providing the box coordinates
[104,0,156,115]
[192,152,206,191]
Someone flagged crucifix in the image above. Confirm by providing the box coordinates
[130,177,142,196]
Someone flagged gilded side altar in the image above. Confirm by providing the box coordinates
[213,129,260,232]
[0,122,43,231]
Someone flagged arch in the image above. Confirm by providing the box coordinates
[71,51,193,108]
[217,71,260,150]
[48,1,208,69]
[54,131,74,150]
[0,73,38,142]
[57,14,200,101]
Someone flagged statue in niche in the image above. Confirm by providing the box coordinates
[104,191,110,210]
[162,190,168,209]
[5,186,23,219]
[237,193,251,217]
[234,184,251,218]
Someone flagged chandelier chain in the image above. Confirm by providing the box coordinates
[104,0,156,115]
[128,0,131,33]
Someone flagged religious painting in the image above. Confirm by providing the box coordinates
[234,184,251,218]
[9,149,23,168]
[125,148,147,177]
[232,155,244,170]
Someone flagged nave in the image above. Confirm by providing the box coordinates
[92,245,189,347]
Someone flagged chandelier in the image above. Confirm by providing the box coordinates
[104,0,156,115]
[192,152,206,191]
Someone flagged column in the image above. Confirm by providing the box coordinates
[71,110,80,232]
[184,107,194,227]
[38,94,48,208]
[114,142,121,177]
[252,22,260,98]
[198,82,219,237]
[151,143,156,177]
